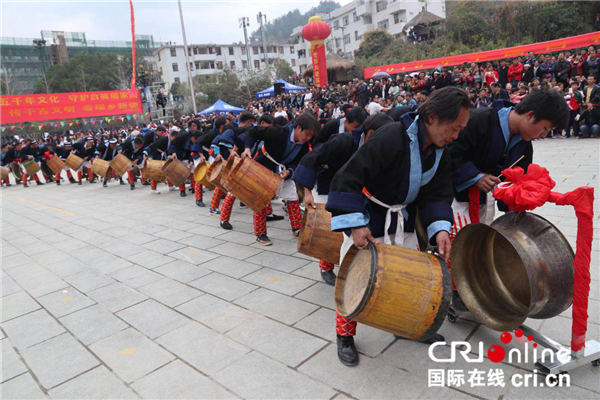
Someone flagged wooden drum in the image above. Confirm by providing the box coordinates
[91,159,111,179]
[110,154,134,176]
[142,160,166,182]
[23,159,40,175]
[223,158,282,212]
[161,158,189,187]
[297,204,343,264]
[335,242,451,340]
[65,154,84,171]
[46,156,65,175]
[194,162,215,189]
[0,166,9,181]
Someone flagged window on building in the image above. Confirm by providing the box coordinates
[241,46,246,55]
[217,61,223,69]
[242,60,247,68]
[189,62,193,70]
[376,1,387,12]
[334,20,340,29]
[253,46,259,55]
[170,48,177,57]
[343,34,351,45]
[254,60,260,69]
[279,46,284,54]
[172,63,178,72]
[216,47,222,55]
[377,19,389,29]
[174,77,180,83]
[230,61,236,68]
[290,46,295,53]
[193,47,198,55]
[353,11,359,22]
[229,47,234,55]
[188,48,191,56]
[355,31,360,41]
[291,59,296,67]
[208,47,214,54]
[199,47,208,55]
[343,16,349,26]
[195,61,200,69]
[158,53,161,62]
[335,38,342,48]
[394,13,399,24]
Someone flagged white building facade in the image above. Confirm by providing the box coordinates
[153,43,302,89]
[290,0,446,73]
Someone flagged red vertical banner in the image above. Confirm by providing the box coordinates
[130,0,136,90]
[311,41,328,88]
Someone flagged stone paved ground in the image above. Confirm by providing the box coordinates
[1,138,599,400]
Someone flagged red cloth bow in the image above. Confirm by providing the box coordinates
[493,164,555,212]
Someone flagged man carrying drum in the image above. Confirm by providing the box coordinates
[293,113,394,285]
[21,140,45,187]
[448,89,569,311]
[325,87,471,367]
[73,137,97,185]
[53,141,77,185]
[117,135,145,190]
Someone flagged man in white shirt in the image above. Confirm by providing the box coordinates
[367,97,384,115]
[274,105,287,119]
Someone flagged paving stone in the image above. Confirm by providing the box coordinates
[6,262,50,283]
[152,260,211,283]
[201,256,262,279]
[37,287,95,318]
[48,366,138,399]
[192,264,260,297]
[1,309,65,350]
[121,232,157,245]
[43,258,89,278]
[87,282,148,312]
[131,360,235,399]
[1,339,28,383]
[19,241,55,256]
[294,281,336,309]
[21,333,99,390]
[227,316,327,367]
[109,265,163,289]
[89,328,175,384]
[0,372,48,399]
[242,267,315,296]
[59,304,128,345]
[105,243,146,258]
[291,261,323,281]
[209,242,263,261]
[178,235,225,250]
[0,291,41,322]
[116,299,189,339]
[1,276,23,298]
[245,251,310,273]
[2,253,34,269]
[142,238,187,254]
[87,255,133,275]
[16,272,69,298]
[186,225,226,238]
[213,352,335,399]
[156,322,249,376]
[214,231,257,246]
[30,249,72,265]
[168,246,219,265]
[61,269,115,293]
[137,278,202,307]
[176,294,260,333]
[419,386,479,399]
[299,345,429,399]
[152,229,193,242]
[249,239,299,256]
[234,288,318,325]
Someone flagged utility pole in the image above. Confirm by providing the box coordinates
[239,17,252,71]
[33,39,49,93]
[177,0,197,114]
[257,12,269,73]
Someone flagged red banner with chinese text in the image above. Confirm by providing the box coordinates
[311,41,328,88]
[364,31,600,79]
[1,89,143,124]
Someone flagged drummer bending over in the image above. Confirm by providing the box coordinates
[325,87,471,366]
[448,89,569,311]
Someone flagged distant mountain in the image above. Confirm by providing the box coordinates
[250,1,341,44]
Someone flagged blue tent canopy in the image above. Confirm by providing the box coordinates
[255,79,306,99]
[199,99,246,115]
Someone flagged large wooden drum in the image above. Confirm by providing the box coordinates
[161,159,189,187]
[0,166,9,181]
[65,154,84,171]
[335,242,451,340]
[46,156,65,175]
[208,157,240,192]
[224,158,282,212]
[23,159,40,175]
[194,162,214,189]
[142,160,166,182]
[110,154,134,176]
[91,159,111,179]
[297,204,344,264]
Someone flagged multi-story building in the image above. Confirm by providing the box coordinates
[1,30,164,94]
[153,43,302,90]
[291,0,446,73]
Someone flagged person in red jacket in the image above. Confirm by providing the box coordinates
[507,59,523,83]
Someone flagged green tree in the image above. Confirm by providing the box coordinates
[355,30,394,61]
[274,60,295,80]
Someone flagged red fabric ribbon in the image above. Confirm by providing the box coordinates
[494,164,594,352]
[468,186,481,223]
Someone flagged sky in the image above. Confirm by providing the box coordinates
[1,0,352,45]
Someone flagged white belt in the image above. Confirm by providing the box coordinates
[261,148,286,174]
[363,189,406,247]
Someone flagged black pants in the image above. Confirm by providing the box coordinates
[566,109,580,137]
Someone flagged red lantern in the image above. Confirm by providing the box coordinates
[302,16,331,88]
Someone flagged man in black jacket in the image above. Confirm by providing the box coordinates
[490,82,510,101]
[117,135,144,190]
[555,52,571,86]
[21,140,45,187]
[497,59,509,88]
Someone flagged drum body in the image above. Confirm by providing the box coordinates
[23,159,40,175]
[91,159,111,179]
[161,159,189,187]
[46,157,65,175]
[110,154,134,176]
[207,158,228,192]
[194,162,215,189]
[224,158,282,212]
[0,166,10,180]
[450,212,574,331]
[335,242,451,340]
[297,204,344,264]
[10,163,22,181]
[65,154,84,171]
[142,160,166,182]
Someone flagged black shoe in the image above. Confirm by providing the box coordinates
[220,221,233,230]
[396,333,445,345]
[120,180,126,185]
[69,178,76,184]
[103,181,107,187]
[321,270,337,286]
[89,179,97,183]
[78,180,82,185]
[337,335,359,366]
[256,234,273,246]
[130,184,135,190]
[180,190,187,197]
[190,187,195,193]
[196,200,205,207]
[36,181,44,185]
[56,180,61,186]
[23,183,29,188]
[141,181,151,186]
[266,214,284,222]
[5,183,11,187]
[452,290,469,313]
